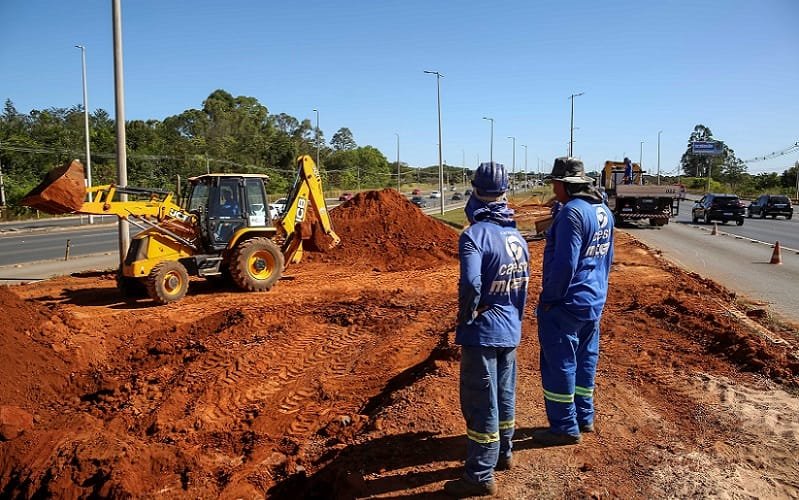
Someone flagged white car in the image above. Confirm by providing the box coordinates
[269,198,287,219]
[429,191,441,199]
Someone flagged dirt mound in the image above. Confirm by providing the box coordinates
[0,287,71,408]
[305,188,459,271]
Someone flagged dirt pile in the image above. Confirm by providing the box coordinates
[1,199,798,498]
[306,188,459,270]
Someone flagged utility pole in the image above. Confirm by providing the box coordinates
[0,159,6,214]
[521,144,528,190]
[657,130,662,185]
[568,92,584,157]
[313,109,320,168]
[424,70,445,215]
[75,44,94,224]
[507,136,516,191]
[795,161,798,201]
[395,133,400,191]
[112,0,130,263]
[482,117,494,163]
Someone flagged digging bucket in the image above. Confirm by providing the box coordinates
[20,159,88,214]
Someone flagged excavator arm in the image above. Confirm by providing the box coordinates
[277,155,340,264]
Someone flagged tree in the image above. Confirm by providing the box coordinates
[721,156,747,190]
[680,125,719,178]
[330,127,356,151]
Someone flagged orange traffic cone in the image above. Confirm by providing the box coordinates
[711,223,718,235]
[770,241,782,265]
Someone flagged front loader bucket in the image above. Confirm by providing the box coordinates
[20,159,87,214]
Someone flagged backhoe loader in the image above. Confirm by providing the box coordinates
[21,156,340,304]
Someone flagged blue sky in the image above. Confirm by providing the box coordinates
[2,0,797,176]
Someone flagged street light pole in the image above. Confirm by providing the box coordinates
[657,130,662,185]
[395,132,400,191]
[568,92,584,157]
[312,109,320,168]
[507,136,516,191]
[75,44,94,224]
[424,70,445,215]
[639,141,644,174]
[521,144,528,190]
[482,117,494,163]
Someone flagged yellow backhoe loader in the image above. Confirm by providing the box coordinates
[21,155,340,304]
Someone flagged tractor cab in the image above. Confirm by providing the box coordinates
[186,174,273,251]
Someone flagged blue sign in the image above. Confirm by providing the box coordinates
[691,141,721,156]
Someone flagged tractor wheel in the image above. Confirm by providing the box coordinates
[146,261,190,304]
[230,237,284,292]
[117,266,147,298]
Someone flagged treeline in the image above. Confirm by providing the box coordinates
[678,125,798,196]
[0,89,452,215]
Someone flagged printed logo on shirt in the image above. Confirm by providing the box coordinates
[489,234,529,294]
[596,206,609,229]
[585,206,612,258]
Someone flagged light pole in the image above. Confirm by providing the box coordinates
[639,141,644,174]
[75,44,94,224]
[395,133,400,191]
[521,144,528,189]
[482,116,494,163]
[568,92,584,157]
[507,136,516,191]
[312,109,320,168]
[424,70,445,215]
[657,130,662,185]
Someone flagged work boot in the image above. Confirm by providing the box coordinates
[443,477,498,498]
[579,422,594,433]
[496,454,513,471]
[533,429,581,447]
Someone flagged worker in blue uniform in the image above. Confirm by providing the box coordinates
[444,162,530,498]
[534,157,614,446]
[622,157,634,185]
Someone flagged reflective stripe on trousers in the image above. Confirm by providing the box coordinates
[460,345,517,484]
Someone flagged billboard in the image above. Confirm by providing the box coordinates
[691,141,722,156]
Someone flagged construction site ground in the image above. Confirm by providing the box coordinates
[1,190,798,499]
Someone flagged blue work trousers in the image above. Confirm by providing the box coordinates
[536,305,600,436]
[459,345,517,484]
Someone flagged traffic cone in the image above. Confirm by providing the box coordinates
[711,223,718,235]
[770,241,782,265]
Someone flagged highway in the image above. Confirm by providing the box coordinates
[623,198,799,323]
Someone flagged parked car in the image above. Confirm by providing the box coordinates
[338,192,353,201]
[747,194,793,219]
[411,196,427,208]
[412,188,421,195]
[429,191,441,199]
[691,193,745,225]
[451,192,463,201]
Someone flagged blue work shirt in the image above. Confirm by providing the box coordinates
[456,218,530,347]
[540,197,614,320]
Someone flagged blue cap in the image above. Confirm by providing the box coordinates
[471,162,508,196]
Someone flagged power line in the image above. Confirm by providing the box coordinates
[743,141,799,163]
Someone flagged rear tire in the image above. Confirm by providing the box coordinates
[736,218,744,226]
[146,261,190,304]
[787,213,793,220]
[230,237,284,292]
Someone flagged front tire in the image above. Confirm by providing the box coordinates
[704,212,711,224]
[230,237,285,292]
[736,218,744,226]
[146,261,190,304]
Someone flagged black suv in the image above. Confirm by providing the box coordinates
[410,196,427,208]
[747,194,793,220]
[691,193,745,225]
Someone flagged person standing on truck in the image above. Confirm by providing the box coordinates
[444,162,530,498]
[622,157,634,185]
[534,157,614,446]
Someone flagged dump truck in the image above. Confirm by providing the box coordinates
[600,160,680,226]
[21,155,339,304]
